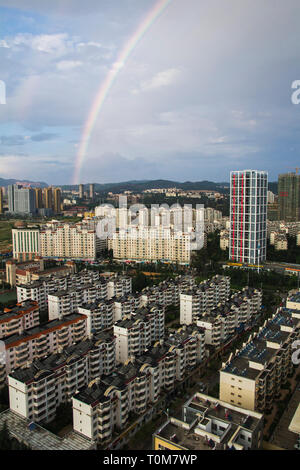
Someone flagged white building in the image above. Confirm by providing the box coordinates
[0,313,87,388]
[8,332,115,423]
[180,275,230,325]
[39,221,101,260]
[17,269,105,311]
[12,226,40,262]
[109,227,193,264]
[113,305,165,363]
[196,288,262,347]
[72,325,206,444]
[0,300,40,339]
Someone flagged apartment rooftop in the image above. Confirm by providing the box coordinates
[135,343,170,367]
[155,392,262,450]
[9,333,115,384]
[0,300,38,321]
[222,307,299,379]
[114,305,163,329]
[79,298,115,310]
[186,393,261,431]
[0,409,95,450]
[287,292,300,304]
[157,419,216,450]
[73,382,111,406]
[2,313,86,347]
[166,325,205,347]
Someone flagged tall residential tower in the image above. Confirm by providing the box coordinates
[229,170,267,265]
[278,172,300,222]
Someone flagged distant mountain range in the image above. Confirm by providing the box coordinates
[0,177,278,194]
[0,177,48,188]
[62,179,278,194]
[61,179,231,193]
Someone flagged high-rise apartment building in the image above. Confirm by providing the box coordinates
[0,187,3,214]
[278,172,300,222]
[34,188,43,209]
[89,183,95,199]
[79,184,84,199]
[12,226,40,261]
[229,170,268,265]
[53,187,61,213]
[8,185,36,215]
[43,187,53,210]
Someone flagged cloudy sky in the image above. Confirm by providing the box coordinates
[0,0,300,184]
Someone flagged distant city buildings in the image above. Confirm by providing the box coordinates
[7,184,62,215]
[229,170,268,265]
[0,187,3,214]
[278,171,300,222]
[89,183,95,200]
[12,220,105,261]
[8,184,36,215]
[109,227,194,265]
[79,184,84,199]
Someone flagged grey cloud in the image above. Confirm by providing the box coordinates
[0,135,27,145]
[31,133,58,142]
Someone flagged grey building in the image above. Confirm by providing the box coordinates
[8,184,36,215]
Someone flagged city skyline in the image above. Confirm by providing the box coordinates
[1,0,300,184]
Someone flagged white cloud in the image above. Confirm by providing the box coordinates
[0,40,10,48]
[56,60,83,71]
[10,33,70,54]
[133,68,182,94]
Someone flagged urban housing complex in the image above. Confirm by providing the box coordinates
[2,169,300,451]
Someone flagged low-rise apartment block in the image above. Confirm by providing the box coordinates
[220,306,300,412]
[78,300,115,333]
[196,288,262,347]
[112,294,141,322]
[6,258,76,287]
[17,269,104,310]
[107,276,132,299]
[48,282,108,320]
[113,305,165,363]
[140,275,196,308]
[0,300,40,339]
[153,392,264,450]
[72,326,206,445]
[8,331,115,423]
[0,313,87,388]
[180,275,231,325]
[136,325,206,390]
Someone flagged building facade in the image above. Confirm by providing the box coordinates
[229,170,268,265]
[278,172,300,222]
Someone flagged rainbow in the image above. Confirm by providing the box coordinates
[73,0,172,185]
